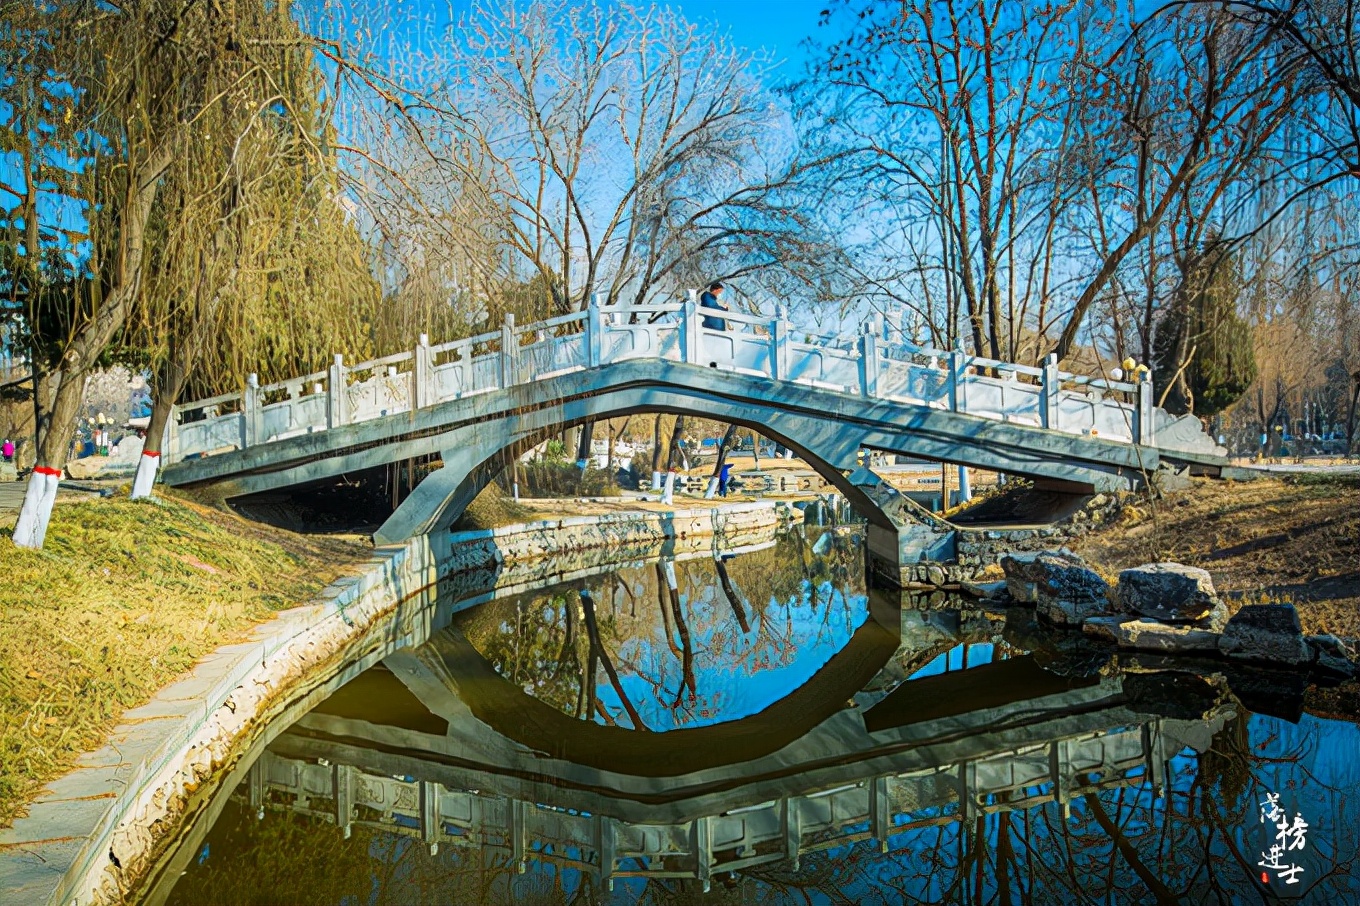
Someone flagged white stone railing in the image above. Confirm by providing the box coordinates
[165,293,1157,465]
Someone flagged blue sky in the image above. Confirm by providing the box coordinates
[669,0,828,81]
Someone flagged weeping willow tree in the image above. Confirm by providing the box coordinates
[9,0,322,546]
[126,0,379,497]
[1153,239,1257,417]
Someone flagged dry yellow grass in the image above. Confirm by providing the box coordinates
[0,491,370,826]
[1074,474,1360,637]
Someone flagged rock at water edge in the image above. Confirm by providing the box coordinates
[1306,634,1357,681]
[1102,618,1221,654]
[1218,604,1309,666]
[1114,562,1222,623]
[1001,549,1086,606]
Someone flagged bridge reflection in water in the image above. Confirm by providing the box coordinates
[250,672,1221,892]
[156,527,1360,905]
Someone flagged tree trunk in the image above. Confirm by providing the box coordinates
[706,423,739,498]
[574,419,595,494]
[666,416,686,470]
[132,357,190,499]
[649,414,665,489]
[29,359,54,459]
[576,420,594,468]
[1347,374,1359,456]
[13,141,172,549]
[12,368,84,548]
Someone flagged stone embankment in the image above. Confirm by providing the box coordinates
[973,549,1360,683]
[899,492,1127,587]
[0,499,793,906]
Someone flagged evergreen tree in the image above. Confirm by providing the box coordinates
[1153,239,1257,417]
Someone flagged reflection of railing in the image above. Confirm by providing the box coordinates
[245,718,1179,892]
[165,293,1162,465]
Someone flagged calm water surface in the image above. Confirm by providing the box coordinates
[149,526,1360,905]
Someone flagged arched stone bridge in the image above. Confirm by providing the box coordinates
[160,296,1230,576]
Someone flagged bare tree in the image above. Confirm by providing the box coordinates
[797,0,1104,358]
[389,0,836,319]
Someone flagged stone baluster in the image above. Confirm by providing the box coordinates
[1040,353,1060,429]
[242,373,261,448]
[948,348,966,412]
[883,306,901,343]
[859,323,880,398]
[682,289,700,364]
[413,333,432,409]
[771,305,790,380]
[587,292,604,367]
[327,354,348,428]
[500,312,518,387]
[1134,370,1155,444]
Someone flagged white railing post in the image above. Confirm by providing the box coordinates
[1135,370,1155,444]
[1040,353,1060,429]
[500,312,518,387]
[859,324,879,398]
[948,348,966,412]
[413,333,432,409]
[883,306,901,343]
[771,305,790,380]
[682,289,700,364]
[327,354,348,428]
[587,293,604,368]
[242,373,261,448]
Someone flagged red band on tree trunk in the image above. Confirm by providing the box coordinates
[34,466,62,476]
[142,450,160,457]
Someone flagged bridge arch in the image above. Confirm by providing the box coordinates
[374,379,903,545]
[167,359,1174,584]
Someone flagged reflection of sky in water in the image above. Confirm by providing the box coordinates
[611,576,868,731]
[470,531,869,731]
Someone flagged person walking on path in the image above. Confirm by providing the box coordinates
[2,439,13,463]
[699,281,729,331]
[719,462,732,497]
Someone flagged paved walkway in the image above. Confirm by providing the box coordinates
[0,478,113,529]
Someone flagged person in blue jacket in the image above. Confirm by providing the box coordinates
[699,281,728,330]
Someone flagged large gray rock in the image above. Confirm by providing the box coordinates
[1114,563,1222,623]
[1218,604,1309,666]
[1306,634,1357,681]
[1089,617,1221,654]
[1001,549,1094,606]
[1038,593,1109,627]
[1004,550,1111,626]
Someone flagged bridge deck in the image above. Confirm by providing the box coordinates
[161,298,1225,484]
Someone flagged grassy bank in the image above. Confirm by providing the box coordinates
[1073,474,1360,637]
[0,492,370,826]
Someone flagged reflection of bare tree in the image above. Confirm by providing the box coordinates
[580,591,648,731]
[1083,792,1178,904]
[653,562,683,659]
[657,565,698,708]
[714,557,751,634]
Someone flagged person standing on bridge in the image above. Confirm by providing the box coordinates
[700,281,729,331]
